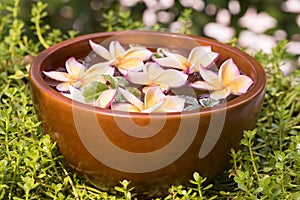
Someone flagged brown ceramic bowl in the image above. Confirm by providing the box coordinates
[29,31,266,194]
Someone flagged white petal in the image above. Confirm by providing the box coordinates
[43,71,71,82]
[118,87,144,111]
[62,86,86,103]
[111,103,140,112]
[109,41,126,58]
[154,57,185,70]
[210,89,230,100]
[146,62,164,81]
[118,57,145,71]
[94,89,117,108]
[126,71,150,85]
[227,75,253,95]
[56,82,71,92]
[155,69,188,88]
[219,59,240,86]
[144,86,165,109]
[65,57,86,78]
[199,67,221,88]
[188,46,219,69]
[89,40,112,60]
[190,81,220,91]
[141,99,165,113]
[164,50,187,64]
[157,96,185,112]
[124,48,152,61]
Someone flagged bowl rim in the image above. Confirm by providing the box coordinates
[29,30,266,118]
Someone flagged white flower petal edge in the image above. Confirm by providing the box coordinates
[89,40,112,60]
[118,87,144,111]
[65,57,86,78]
[62,86,86,103]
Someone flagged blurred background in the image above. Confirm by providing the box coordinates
[21,0,300,62]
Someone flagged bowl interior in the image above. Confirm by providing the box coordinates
[31,30,266,116]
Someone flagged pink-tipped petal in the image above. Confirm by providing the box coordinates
[89,40,112,60]
[43,71,72,82]
[227,75,253,95]
[190,81,220,91]
[119,87,144,111]
[126,71,150,85]
[111,103,140,112]
[65,57,86,78]
[199,68,221,89]
[144,86,165,109]
[109,41,126,58]
[219,59,240,86]
[117,57,144,71]
[210,88,230,100]
[95,89,117,108]
[155,69,188,88]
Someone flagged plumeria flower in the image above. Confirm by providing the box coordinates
[61,77,118,109]
[112,86,185,113]
[190,59,253,100]
[89,40,152,73]
[153,46,219,74]
[43,57,114,91]
[126,62,188,92]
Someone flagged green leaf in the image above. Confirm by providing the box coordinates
[82,82,109,102]
[101,74,119,88]
[199,98,219,108]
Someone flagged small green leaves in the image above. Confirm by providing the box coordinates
[199,98,220,108]
[115,180,134,200]
[101,74,119,88]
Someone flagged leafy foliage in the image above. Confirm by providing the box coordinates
[0,0,299,199]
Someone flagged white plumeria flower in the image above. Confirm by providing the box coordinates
[190,59,253,100]
[153,46,219,74]
[112,86,185,113]
[89,40,152,73]
[43,57,114,91]
[126,62,188,92]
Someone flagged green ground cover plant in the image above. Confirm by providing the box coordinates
[0,1,299,199]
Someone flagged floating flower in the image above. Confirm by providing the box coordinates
[112,86,185,113]
[81,75,119,108]
[126,62,188,92]
[153,46,219,74]
[89,40,152,73]
[190,59,253,100]
[62,84,117,109]
[43,57,114,91]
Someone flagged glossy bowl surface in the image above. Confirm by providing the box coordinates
[30,31,266,194]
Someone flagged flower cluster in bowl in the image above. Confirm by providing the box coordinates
[43,40,253,113]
